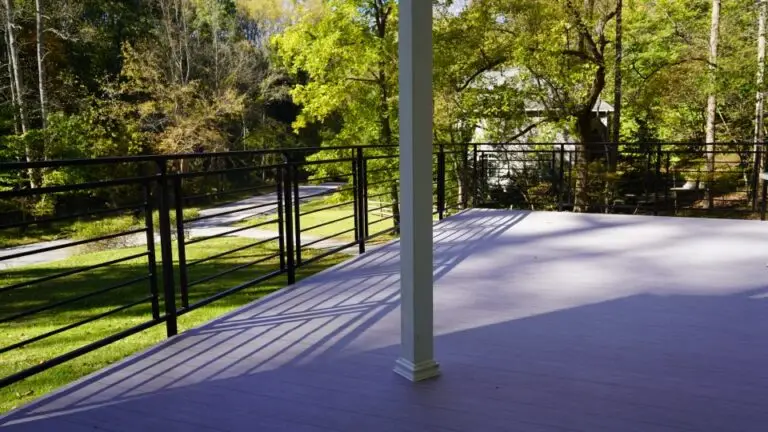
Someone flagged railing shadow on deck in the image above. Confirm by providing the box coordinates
[0,209,646,422]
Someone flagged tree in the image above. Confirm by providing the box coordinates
[236,0,322,48]
[276,0,402,225]
[3,0,27,136]
[35,0,47,130]
[433,2,491,207]
[705,0,721,208]
[463,0,618,209]
[754,0,766,208]
[277,0,397,149]
[2,0,36,190]
[613,0,622,146]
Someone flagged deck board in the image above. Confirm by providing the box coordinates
[3,209,768,431]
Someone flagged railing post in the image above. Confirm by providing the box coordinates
[482,153,489,202]
[461,145,469,209]
[472,143,479,207]
[570,150,577,207]
[762,179,767,221]
[143,181,160,321]
[654,143,662,216]
[437,144,446,220]
[282,154,296,285]
[292,163,302,267]
[664,151,671,210]
[352,151,360,245]
[752,147,762,211]
[355,147,366,253]
[362,153,369,238]
[155,159,177,337]
[644,144,651,210]
[173,176,189,309]
[558,144,565,211]
[276,167,286,272]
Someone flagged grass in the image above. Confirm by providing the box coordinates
[0,208,202,250]
[239,195,398,242]
[0,227,64,249]
[0,237,347,414]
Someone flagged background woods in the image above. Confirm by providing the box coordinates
[0,0,765,216]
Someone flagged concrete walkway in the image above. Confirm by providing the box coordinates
[0,184,342,270]
[189,184,341,228]
[0,240,75,271]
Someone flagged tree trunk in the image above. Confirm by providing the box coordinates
[448,128,467,210]
[35,0,46,130]
[159,0,185,85]
[564,0,614,212]
[179,0,190,85]
[453,160,465,209]
[372,1,398,231]
[5,29,18,134]
[3,0,36,189]
[383,75,399,232]
[213,9,219,91]
[705,0,721,209]
[606,0,623,212]
[612,0,622,146]
[574,60,607,212]
[574,114,593,212]
[754,0,766,210]
[4,0,27,136]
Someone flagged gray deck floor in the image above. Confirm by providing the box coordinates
[3,209,768,431]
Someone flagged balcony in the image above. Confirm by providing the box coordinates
[2,208,768,431]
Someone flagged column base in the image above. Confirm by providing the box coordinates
[393,358,440,382]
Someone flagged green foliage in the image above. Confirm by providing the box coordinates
[151,208,201,233]
[275,0,398,148]
[274,0,401,209]
[70,215,138,251]
[0,0,314,225]
[69,208,200,252]
[0,0,765,221]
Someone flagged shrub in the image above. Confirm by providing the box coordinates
[72,207,202,253]
[71,215,138,252]
[151,208,200,240]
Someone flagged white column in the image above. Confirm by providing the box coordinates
[394,0,439,382]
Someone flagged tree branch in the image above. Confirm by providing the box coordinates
[44,28,77,41]
[565,0,600,59]
[346,77,378,84]
[631,57,709,82]
[502,119,549,144]
[562,49,595,62]
[455,57,506,92]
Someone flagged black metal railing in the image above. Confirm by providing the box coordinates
[0,142,764,389]
[460,143,766,218]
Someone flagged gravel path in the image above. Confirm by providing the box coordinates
[0,184,343,271]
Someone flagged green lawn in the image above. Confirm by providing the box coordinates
[0,227,63,249]
[0,207,202,250]
[0,237,346,413]
[241,196,398,242]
